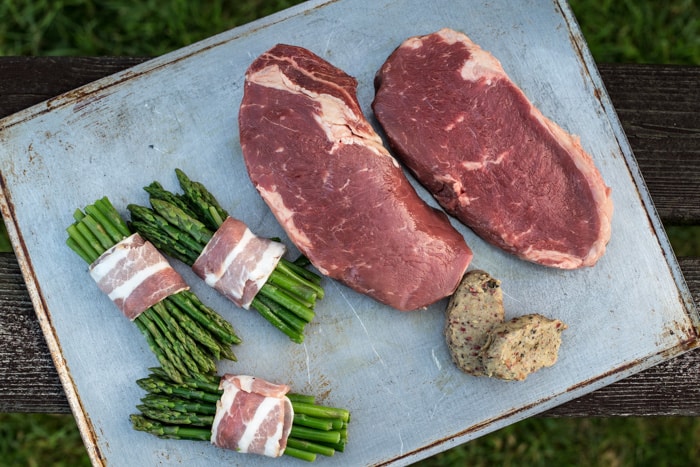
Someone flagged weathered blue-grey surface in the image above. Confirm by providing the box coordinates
[0,0,697,465]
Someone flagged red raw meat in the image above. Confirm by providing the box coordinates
[373,28,613,269]
[239,44,472,311]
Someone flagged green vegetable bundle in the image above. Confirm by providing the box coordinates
[127,169,324,344]
[131,367,350,462]
[66,196,241,384]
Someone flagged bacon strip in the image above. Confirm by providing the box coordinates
[89,233,189,320]
[210,374,293,457]
[192,217,286,309]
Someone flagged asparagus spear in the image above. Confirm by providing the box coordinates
[130,415,211,441]
[127,169,325,343]
[140,394,217,415]
[132,370,350,462]
[66,196,240,383]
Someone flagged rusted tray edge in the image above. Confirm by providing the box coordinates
[0,1,696,465]
[0,175,105,466]
[0,7,322,464]
[556,0,699,330]
[397,336,699,466]
[0,1,323,132]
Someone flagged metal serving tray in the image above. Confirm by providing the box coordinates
[0,0,697,465]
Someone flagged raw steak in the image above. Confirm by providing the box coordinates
[373,28,613,269]
[239,44,473,311]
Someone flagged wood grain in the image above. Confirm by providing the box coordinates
[0,58,698,415]
[597,64,700,225]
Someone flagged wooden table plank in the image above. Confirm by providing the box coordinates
[596,64,700,225]
[0,58,698,415]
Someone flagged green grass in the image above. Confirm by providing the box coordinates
[571,0,699,65]
[422,417,700,467]
[0,0,698,465]
[667,225,700,257]
[0,414,91,467]
[0,0,306,56]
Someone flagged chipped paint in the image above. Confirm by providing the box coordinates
[0,0,697,465]
[0,172,106,466]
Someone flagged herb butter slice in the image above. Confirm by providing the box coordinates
[481,314,567,381]
[445,270,505,376]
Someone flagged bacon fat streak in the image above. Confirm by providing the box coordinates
[89,233,189,320]
[192,217,286,309]
[210,374,293,457]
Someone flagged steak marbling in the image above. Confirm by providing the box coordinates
[239,44,473,311]
[372,28,613,269]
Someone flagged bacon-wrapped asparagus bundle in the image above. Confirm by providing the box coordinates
[127,169,324,343]
[131,368,350,462]
[66,197,241,384]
